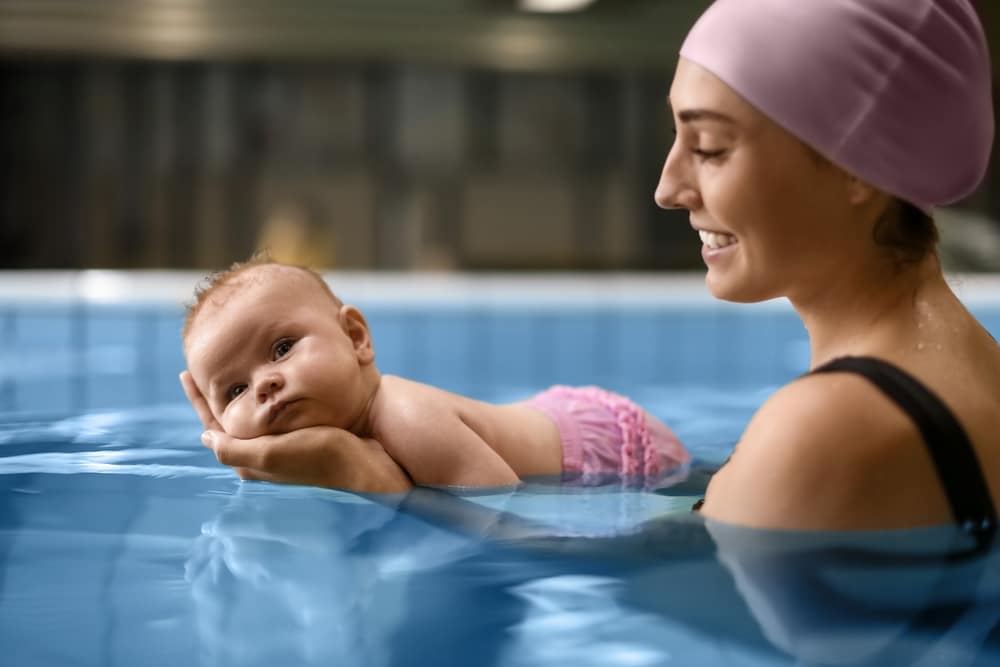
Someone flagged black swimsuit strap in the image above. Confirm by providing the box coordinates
[812,356,997,544]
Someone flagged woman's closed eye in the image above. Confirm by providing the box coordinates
[669,125,729,162]
[692,147,727,161]
[272,338,295,360]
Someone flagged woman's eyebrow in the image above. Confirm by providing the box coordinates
[675,108,736,124]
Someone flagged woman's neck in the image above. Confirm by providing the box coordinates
[790,254,950,369]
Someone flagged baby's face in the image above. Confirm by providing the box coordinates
[184,266,375,439]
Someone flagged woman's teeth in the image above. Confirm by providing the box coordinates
[698,230,737,249]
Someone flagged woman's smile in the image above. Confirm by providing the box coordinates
[695,228,739,264]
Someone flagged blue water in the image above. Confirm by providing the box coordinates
[2,300,999,666]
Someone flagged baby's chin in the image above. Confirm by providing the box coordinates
[223,423,270,440]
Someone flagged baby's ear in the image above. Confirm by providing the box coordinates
[339,305,375,364]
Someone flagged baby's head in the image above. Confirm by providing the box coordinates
[183,257,380,439]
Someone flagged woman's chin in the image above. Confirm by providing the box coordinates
[705,272,767,304]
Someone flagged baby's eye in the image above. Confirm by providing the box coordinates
[226,384,248,403]
[272,338,295,360]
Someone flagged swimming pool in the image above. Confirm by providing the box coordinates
[2,272,999,666]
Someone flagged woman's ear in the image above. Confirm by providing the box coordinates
[844,173,897,231]
[339,305,375,364]
[845,172,880,207]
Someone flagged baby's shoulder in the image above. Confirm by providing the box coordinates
[372,376,462,436]
[377,375,456,409]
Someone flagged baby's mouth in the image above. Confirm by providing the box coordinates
[267,399,298,426]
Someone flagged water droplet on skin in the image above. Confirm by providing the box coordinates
[935,344,943,351]
[917,342,926,351]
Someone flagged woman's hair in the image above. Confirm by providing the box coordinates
[872,198,938,268]
[804,145,939,268]
[874,200,938,268]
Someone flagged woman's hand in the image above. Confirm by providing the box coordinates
[180,371,413,493]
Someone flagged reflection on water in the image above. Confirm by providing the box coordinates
[0,406,998,666]
[186,488,406,667]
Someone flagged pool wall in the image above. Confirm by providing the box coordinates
[1,271,998,416]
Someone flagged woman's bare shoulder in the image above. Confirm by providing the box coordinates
[700,372,951,530]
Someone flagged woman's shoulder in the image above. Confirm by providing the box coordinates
[700,371,952,530]
[749,370,913,448]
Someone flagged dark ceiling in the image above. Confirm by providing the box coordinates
[0,0,710,70]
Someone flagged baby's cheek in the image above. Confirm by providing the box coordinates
[223,403,264,440]
[218,406,241,436]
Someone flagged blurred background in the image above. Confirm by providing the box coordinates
[2,0,1000,273]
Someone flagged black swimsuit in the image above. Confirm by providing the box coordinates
[696,356,997,549]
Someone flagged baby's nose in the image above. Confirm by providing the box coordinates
[255,372,284,401]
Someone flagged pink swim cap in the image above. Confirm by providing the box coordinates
[680,0,993,210]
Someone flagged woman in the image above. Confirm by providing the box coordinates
[659,0,999,533]
[187,0,999,533]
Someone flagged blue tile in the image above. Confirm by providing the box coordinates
[3,299,999,415]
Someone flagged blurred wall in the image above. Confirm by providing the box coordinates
[0,0,998,271]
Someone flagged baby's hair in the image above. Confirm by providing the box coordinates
[182,251,342,342]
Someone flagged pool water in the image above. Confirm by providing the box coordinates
[3,397,999,666]
[1,275,999,666]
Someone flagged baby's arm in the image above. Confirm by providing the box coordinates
[375,393,519,488]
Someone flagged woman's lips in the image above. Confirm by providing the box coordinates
[695,228,738,265]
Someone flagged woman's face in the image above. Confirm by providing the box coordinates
[655,58,862,303]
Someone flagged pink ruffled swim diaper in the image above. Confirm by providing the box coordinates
[523,385,690,488]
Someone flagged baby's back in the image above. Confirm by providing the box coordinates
[372,376,563,480]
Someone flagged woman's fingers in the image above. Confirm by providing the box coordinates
[234,467,277,483]
[201,427,412,493]
[202,430,268,470]
[179,370,223,432]
[202,429,325,478]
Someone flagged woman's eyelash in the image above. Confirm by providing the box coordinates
[692,148,726,160]
[669,129,725,160]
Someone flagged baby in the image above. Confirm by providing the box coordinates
[181,259,690,488]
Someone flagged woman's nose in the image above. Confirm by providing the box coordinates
[255,372,284,402]
[654,144,700,210]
